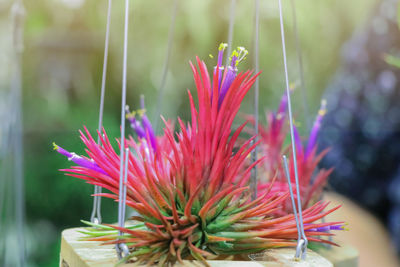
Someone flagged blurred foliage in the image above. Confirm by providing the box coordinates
[0,0,377,265]
[320,0,400,256]
[385,54,400,68]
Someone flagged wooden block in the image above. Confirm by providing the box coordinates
[60,227,333,267]
[316,243,358,267]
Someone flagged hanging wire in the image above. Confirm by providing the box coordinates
[116,0,130,259]
[122,149,129,224]
[289,0,329,248]
[282,156,301,241]
[278,0,308,259]
[153,0,178,133]
[250,0,260,201]
[282,156,308,259]
[120,149,129,228]
[117,148,130,258]
[225,0,236,65]
[289,0,329,246]
[289,0,311,130]
[91,0,113,225]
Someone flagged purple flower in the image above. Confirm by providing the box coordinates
[274,86,294,131]
[293,124,303,154]
[305,100,327,158]
[53,143,106,174]
[213,44,248,107]
[277,84,295,119]
[277,94,288,118]
[141,113,157,151]
[306,224,347,232]
[213,43,227,88]
[126,110,146,138]
[126,100,157,151]
[217,43,227,67]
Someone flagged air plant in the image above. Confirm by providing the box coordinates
[256,98,333,215]
[54,45,344,266]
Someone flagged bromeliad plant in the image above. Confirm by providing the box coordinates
[256,97,333,215]
[55,44,344,266]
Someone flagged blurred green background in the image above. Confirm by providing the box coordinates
[0,0,377,266]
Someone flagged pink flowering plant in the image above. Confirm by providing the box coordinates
[253,95,333,215]
[54,45,344,266]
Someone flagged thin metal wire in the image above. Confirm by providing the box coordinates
[91,0,113,225]
[117,149,130,259]
[283,156,308,259]
[278,0,308,259]
[282,156,301,240]
[225,0,236,65]
[116,0,130,259]
[120,148,129,228]
[154,0,178,133]
[250,0,260,201]
[289,0,310,130]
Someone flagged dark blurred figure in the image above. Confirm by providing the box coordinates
[320,0,400,256]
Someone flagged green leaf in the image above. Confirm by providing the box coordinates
[307,241,326,252]
[384,54,400,68]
